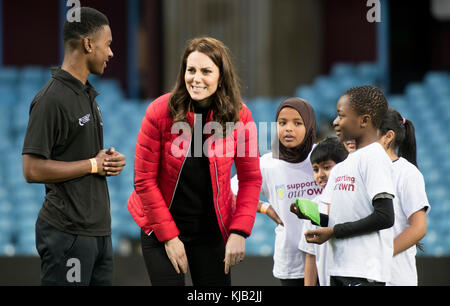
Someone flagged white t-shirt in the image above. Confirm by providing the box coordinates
[321,142,395,283]
[232,152,319,279]
[387,157,430,286]
[298,195,330,286]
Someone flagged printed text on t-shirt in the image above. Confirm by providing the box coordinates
[276,181,322,199]
[334,175,356,192]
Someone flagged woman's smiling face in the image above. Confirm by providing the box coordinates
[185,51,220,104]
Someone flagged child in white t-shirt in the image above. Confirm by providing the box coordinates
[231,97,317,285]
[305,85,395,286]
[293,137,349,286]
[378,108,430,286]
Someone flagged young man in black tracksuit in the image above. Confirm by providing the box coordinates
[22,7,126,286]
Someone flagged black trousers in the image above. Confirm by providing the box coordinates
[140,230,231,286]
[35,217,113,286]
[330,276,385,286]
[279,278,305,286]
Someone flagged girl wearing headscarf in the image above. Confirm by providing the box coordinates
[231,97,317,285]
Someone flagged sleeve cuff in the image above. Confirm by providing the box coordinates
[230,230,249,239]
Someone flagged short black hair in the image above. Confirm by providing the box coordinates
[344,85,388,129]
[310,137,349,165]
[63,7,110,49]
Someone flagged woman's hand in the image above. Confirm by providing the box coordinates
[224,233,245,275]
[164,236,188,274]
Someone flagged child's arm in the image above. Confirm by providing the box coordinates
[259,201,284,226]
[304,253,318,286]
[305,196,394,244]
[290,202,329,226]
[393,208,427,256]
[333,196,394,238]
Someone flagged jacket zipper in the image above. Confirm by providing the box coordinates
[147,116,194,237]
[169,117,195,210]
[214,161,229,238]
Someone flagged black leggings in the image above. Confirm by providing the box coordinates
[140,230,231,286]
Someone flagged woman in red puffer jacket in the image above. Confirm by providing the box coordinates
[127,37,262,286]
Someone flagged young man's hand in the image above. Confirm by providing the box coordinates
[102,147,126,176]
[94,149,109,176]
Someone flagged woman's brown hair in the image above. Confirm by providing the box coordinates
[168,37,242,136]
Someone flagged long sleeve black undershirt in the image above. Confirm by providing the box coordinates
[319,197,395,238]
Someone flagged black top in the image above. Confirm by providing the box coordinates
[170,105,222,242]
[22,67,111,236]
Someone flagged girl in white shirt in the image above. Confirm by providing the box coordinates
[378,108,430,286]
[305,85,396,286]
[232,97,317,285]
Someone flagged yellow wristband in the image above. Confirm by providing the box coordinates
[260,202,270,214]
[89,158,98,174]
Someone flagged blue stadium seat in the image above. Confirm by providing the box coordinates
[15,83,43,105]
[111,209,123,237]
[14,201,41,222]
[95,79,125,101]
[0,67,19,86]
[120,214,140,239]
[5,156,27,188]
[424,71,449,91]
[424,218,450,256]
[405,83,427,103]
[0,85,17,106]
[19,66,48,88]
[0,106,11,141]
[88,73,100,86]
[0,242,15,256]
[434,97,450,114]
[111,234,120,253]
[246,237,274,256]
[308,77,339,119]
[387,95,408,115]
[330,63,356,78]
[295,85,324,113]
[15,241,38,256]
[335,75,368,93]
[247,97,276,124]
[356,62,381,84]
[246,214,276,256]
[0,215,13,241]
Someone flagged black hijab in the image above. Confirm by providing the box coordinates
[271,97,316,163]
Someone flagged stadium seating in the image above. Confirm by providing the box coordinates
[0,65,448,257]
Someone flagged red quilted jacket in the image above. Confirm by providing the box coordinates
[127,93,262,242]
